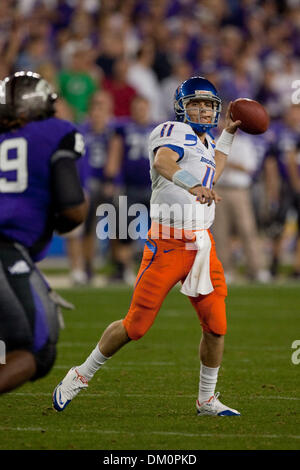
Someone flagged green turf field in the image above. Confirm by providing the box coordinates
[0,284,299,450]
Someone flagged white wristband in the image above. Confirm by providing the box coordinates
[172,169,202,191]
[215,129,234,155]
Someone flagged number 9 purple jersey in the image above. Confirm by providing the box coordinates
[0,117,85,261]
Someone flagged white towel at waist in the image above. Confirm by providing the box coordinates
[180,230,214,297]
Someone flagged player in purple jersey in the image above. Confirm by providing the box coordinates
[264,105,300,278]
[0,71,88,393]
[105,95,155,283]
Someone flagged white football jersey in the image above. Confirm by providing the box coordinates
[148,121,216,230]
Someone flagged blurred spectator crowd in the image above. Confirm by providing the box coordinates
[1,0,300,285]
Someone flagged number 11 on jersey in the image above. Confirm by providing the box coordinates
[160,124,174,137]
[202,165,215,189]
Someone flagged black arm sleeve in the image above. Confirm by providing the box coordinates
[51,157,85,212]
[51,130,85,164]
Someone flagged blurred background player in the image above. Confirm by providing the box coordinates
[104,95,155,284]
[102,57,137,119]
[286,125,300,278]
[127,40,166,122]
[212,130,271,283]
[53,76,242,416]
[161,59,193,120]
[0,71,87,393]
[57,42,101,123]
[79,90,117,283]
[264,104,300,279]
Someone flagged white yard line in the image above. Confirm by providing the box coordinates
[8,391,300,400]
[0,426,299,440]
[53,363,176,369]
[58,341,291,352]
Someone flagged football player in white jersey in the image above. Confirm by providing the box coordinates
[53,77,242,416]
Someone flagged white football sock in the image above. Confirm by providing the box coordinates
[198,364,219,403]
[76,344,109,381]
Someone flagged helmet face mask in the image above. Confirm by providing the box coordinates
[1,71,58,130]
[174,76,222,133]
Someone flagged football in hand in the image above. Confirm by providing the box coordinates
[230,98,269,135]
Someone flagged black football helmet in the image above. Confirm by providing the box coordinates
[1,71,58,125]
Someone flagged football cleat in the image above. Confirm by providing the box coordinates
[196,392,240,416]
[52,367,88,412]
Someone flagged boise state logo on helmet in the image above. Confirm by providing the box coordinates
[174,76,222,133]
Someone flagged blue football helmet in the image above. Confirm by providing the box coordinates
[174,76,222,133]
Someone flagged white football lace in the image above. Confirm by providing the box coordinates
[64,381,87,400]
[62,373,87,400]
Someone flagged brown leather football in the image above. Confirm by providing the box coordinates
[230,98,269,134]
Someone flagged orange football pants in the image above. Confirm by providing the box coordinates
[123,223,228,340]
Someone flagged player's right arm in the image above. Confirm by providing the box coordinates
[154,146,218,205]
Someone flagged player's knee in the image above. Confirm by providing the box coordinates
[123,305,156,340]
[206,317,227,336]
[31,341,56,381]
[124,321,149,341]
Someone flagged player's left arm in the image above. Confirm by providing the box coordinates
[213,102,241,184]
[51,130,88,233]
